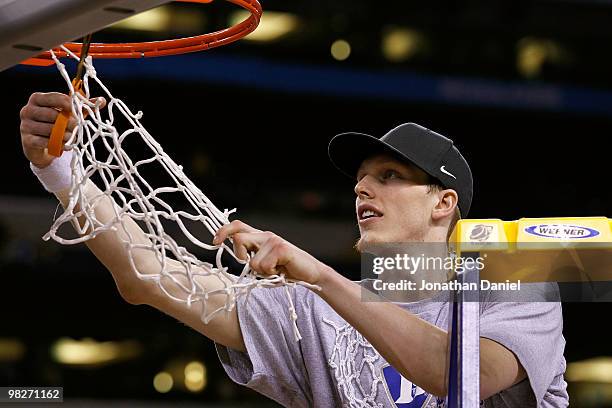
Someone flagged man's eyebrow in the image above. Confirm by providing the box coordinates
[372,161,409,172]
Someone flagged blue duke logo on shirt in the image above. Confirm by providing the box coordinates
[382,365,444,407]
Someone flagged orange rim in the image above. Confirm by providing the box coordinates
[22,0,261,63]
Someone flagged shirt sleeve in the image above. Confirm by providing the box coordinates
[479,282,567,406]
[215,284,312,407]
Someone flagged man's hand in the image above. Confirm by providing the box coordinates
[213,220,329,285]
[20,92,105,168]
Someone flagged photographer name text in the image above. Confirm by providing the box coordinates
[372,279,521,291]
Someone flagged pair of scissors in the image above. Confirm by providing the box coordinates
[48,34,93,157]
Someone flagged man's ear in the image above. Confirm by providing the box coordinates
[432,189,458,221]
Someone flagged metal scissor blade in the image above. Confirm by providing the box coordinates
[74,33,93,82]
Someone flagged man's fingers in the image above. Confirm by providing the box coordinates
[23,134,52,150]
[89,96,107,110]
[63,130,73,143]
[249,242,281,275]
[213,220,259,245]
[66,117,77,133]
[20,105,61,123]
[231,232,270,260]
[29,92,71,112]
[20,119,54,138]
[231,233,251,261]
[227,231,277,264]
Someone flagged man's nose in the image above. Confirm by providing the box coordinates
[354,175,375,199]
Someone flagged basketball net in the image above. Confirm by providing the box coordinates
[46,46,316,341]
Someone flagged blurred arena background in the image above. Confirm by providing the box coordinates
[1,0,612,406]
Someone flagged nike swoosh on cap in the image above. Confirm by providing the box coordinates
[440,166,457,179]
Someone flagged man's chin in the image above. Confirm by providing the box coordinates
[355,234,384,253]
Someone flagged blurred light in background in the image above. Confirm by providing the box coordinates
[50,338,142,367]
[331,39,351,61]
[517,37,564,79]
[0,338,25,362]
[111,5,205,33]
[112,6,170,31]
[382,27,426,62]
[568,383,612,407]
[184,360,207,393]
[191,152,211,176]
[567,357,612,383]
[567,357,612,407]
[299,191,324,211]
[153,371,174,394]
[161,358,209,393]
[229,10,300,42]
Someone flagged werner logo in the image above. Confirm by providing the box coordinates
[525,224,600,239]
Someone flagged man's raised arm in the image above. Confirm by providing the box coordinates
[20,91,245,352]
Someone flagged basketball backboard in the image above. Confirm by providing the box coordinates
[0,0,171,72]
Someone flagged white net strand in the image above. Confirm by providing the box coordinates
[44,46,319,340]
[324,319,384,407]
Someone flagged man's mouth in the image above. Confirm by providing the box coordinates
[358,205,384,222]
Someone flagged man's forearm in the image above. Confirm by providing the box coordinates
[316,266,449,396]
[53,181,246,351]
[54,180,161,300]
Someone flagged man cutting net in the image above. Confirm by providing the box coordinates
[19,92,568,407]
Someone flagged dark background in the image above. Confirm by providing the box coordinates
[1,0,611,406]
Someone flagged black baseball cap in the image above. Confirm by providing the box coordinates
[328,123,473,217]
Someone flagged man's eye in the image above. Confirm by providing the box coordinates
[383,170,399,180]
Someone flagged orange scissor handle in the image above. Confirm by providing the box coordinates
[48,78,84,157]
